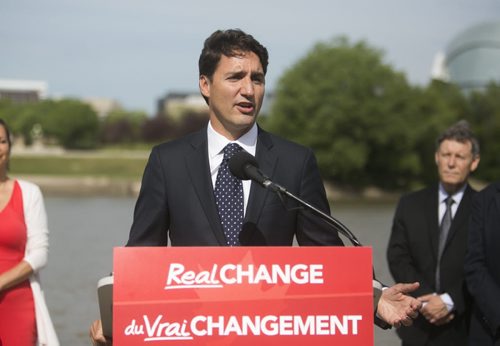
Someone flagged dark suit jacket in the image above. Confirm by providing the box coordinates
[387,183,475,345]
[126,127,343,247]
[465,181,500,345]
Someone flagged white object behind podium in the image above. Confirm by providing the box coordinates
[97,275,113,338]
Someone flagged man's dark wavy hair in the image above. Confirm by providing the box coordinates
[198,29,269,81]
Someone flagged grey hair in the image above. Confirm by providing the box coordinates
[436,120,480,158]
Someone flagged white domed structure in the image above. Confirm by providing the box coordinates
[440,21,500,91]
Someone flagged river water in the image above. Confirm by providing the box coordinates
[41,197,401,345]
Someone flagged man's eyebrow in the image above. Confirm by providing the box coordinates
[228,70,245,77]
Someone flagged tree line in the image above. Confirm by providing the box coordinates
[262,37,500,190]
[0,99,208,149]
[1,36,499,190]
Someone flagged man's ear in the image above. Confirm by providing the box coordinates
[470,155,480,173]
[199,75,210,99]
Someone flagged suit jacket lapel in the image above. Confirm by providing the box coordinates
[245,129,276,225]
[184,130,227,245]
[446,184,472,247]
[428,185,440,260]
[494,182,500,216]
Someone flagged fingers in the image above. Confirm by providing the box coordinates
[393,312,415,328]
[89,320,107,345]
[417,293,434,302]
[429,311,453,325]
[401,315,414,327]
[434,313,455,326]
[425,312,454,325]
[421,306,449,324]
[402,303,419,323]
[410,296,423,310]
[408,308,419,319]
[396,282,420,294]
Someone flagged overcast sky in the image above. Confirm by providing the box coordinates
[1,0,499,114]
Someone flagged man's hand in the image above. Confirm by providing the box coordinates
[418,293,454,325]
[90,320,111,346]
[377,282,422,328]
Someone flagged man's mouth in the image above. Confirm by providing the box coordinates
[236,102,254,114]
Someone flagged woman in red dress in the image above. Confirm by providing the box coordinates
[0,119,59,346]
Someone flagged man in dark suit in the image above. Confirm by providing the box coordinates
[126,29,344,248]
[91,28,422,345]
[126,125,340,247]
[465,181,500,345]
[387,120,481,345]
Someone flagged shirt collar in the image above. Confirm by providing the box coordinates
[438,183,466,205]
[207,121,258,159]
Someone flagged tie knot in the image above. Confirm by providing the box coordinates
[445,196,454,207]
[223,143,242,159]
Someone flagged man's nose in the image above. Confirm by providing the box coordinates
[240,78,255,96]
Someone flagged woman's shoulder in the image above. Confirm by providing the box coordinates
[16,179,43,197]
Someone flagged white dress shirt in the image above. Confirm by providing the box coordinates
[436,183,467,312]
[207,121,258,215]
[438,184,465,223]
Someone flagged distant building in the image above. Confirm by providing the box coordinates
[157,91,275,119]
[157,92,208,120]
[0,79,48,103]
[83,97,123,117]
[432,20,500,91]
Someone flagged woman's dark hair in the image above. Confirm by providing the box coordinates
[0,118,12,151]
[0,118,12,170]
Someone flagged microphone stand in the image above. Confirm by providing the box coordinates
[239,163,391,328]
[267,182,362,247]
[261,174,392,329]
[228,152,362,247]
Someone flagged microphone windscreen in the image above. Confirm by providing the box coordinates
[228,151,258,180]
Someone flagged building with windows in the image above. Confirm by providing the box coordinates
[0,79,48,103]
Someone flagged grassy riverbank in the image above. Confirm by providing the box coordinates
[10,150,148,196]
[13,149,486,201]
[10,153,404,201]
[11,152,148,179]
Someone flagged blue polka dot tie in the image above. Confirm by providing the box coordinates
[214,143,244,246]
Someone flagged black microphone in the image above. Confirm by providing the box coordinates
[228,151,285,193]
[228,151,362,246]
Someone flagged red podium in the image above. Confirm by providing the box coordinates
[112,246,373,345]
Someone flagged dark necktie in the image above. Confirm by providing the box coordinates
[436,196,454,292]
[214,143,244,246]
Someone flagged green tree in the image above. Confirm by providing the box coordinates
[41,99,99,149]
[1,99,99,149]
[100,109,148,144]
[0,101,44,145]
[266,37,420,189]
[0,100,19,130]
[468,83,500,182]
[399,80,469,187]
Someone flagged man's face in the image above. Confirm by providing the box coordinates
[435,139,479,193]
[199,51,265,140]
